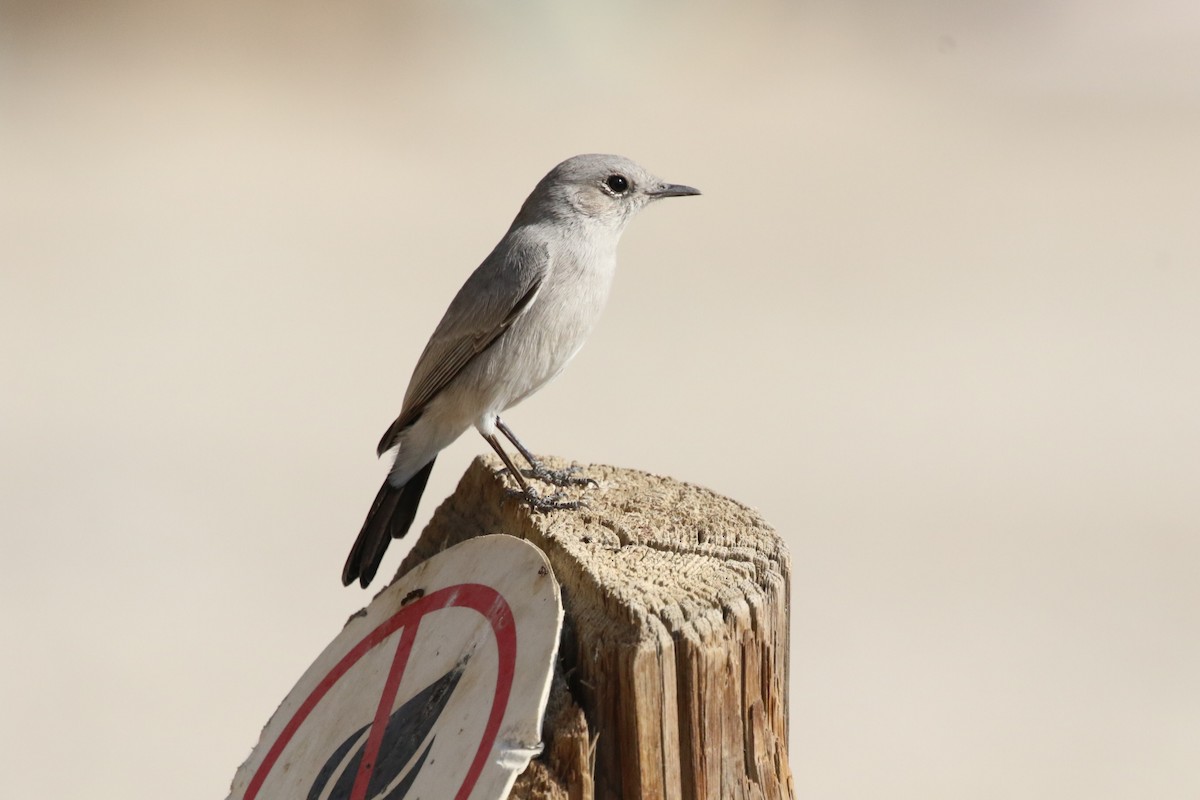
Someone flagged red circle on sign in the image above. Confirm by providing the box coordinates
[242,583,516,800]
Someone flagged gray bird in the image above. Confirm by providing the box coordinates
[343,154,699,587]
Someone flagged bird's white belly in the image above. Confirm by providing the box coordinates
[469,251,615,428]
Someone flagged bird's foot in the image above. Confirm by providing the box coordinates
[508,486,588,513]
[523,462,598,489]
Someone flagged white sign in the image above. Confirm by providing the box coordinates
[228,535,563,800]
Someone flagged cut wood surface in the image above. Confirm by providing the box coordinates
[395,456,794,800]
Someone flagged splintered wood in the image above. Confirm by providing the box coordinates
[396,457,794,800]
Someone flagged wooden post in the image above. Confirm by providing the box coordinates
[396,456,794,800]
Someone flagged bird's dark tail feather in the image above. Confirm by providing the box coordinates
[342,458,436,588]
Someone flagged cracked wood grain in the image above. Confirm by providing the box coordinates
[395,456,794,800]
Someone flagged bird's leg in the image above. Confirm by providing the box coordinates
[495,417,598,488]
[482,432,585,511]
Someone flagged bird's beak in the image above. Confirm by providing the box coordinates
[647,182,701,199]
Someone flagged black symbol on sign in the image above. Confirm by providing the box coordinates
[306,660,467,800]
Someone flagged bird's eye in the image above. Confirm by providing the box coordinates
[605,174,630,195]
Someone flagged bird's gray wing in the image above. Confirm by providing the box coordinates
[376,235,549,455]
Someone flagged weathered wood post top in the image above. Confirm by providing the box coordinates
[395,456,793,800]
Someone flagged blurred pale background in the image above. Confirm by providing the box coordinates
[2,1,1198,797]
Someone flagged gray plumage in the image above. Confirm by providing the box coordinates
[343,154,699,587]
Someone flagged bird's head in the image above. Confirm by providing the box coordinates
[517,154,700,231]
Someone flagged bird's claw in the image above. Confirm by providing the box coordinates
[506,486,588,512]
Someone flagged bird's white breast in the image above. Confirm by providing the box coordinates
[484,227,619,415]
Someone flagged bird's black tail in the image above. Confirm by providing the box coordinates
[342,458,436,588]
